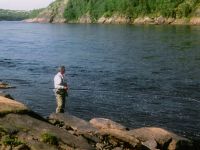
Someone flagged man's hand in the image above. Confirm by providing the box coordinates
[64,86,68,91]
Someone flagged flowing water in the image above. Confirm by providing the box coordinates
[0,21,200,140]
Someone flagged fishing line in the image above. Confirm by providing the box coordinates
[63,88,200,103]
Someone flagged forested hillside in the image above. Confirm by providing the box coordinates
[25,0,200,24]
[64,0,200,21]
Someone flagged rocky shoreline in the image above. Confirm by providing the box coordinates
[0,92,199,150]
[25,15,200,25]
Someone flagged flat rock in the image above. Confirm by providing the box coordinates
[89,118,127,131]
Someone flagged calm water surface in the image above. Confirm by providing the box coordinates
[0,21,200,140]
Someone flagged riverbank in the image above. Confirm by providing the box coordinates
[0,93,199,150]
[25,15,200,25]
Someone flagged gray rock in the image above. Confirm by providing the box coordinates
[155,16,165,24]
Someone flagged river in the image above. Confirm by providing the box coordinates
[0,21,200,140]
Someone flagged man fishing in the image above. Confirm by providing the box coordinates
[54,66,68,113]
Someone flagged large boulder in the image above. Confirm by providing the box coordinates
[155,16,166,24]
[128,127,194,150]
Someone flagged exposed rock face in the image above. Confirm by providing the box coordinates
[190,17,200,25]
[171,18,190,25]
[25,0,68,23]
[134,16,177,25]
[97,15,131,24]
[78,13,92,23]
[134,17,155,24]
[25,18,51,23]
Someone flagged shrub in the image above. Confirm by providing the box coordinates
[176,3,192,18]
[40,132,59,145]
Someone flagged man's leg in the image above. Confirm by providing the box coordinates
[60,95,66,113]
[56,94,65,113]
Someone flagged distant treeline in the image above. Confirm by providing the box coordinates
[0,9,44,21]
[64,0,199,21]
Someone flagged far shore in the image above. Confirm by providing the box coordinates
[24,16,200,26]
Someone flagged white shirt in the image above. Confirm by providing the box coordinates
[54,72,66,89]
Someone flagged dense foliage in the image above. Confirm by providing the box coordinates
[28,8,45,18]
[64,0,200,21]
[0,9,43,21]
[0,9,28,21]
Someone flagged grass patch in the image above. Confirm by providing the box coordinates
[2,136,24,146]
[40,132,59,145]
[0,125,7,133]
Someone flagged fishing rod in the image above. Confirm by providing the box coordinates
[50,88,122,93]
[50,88,200,103]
